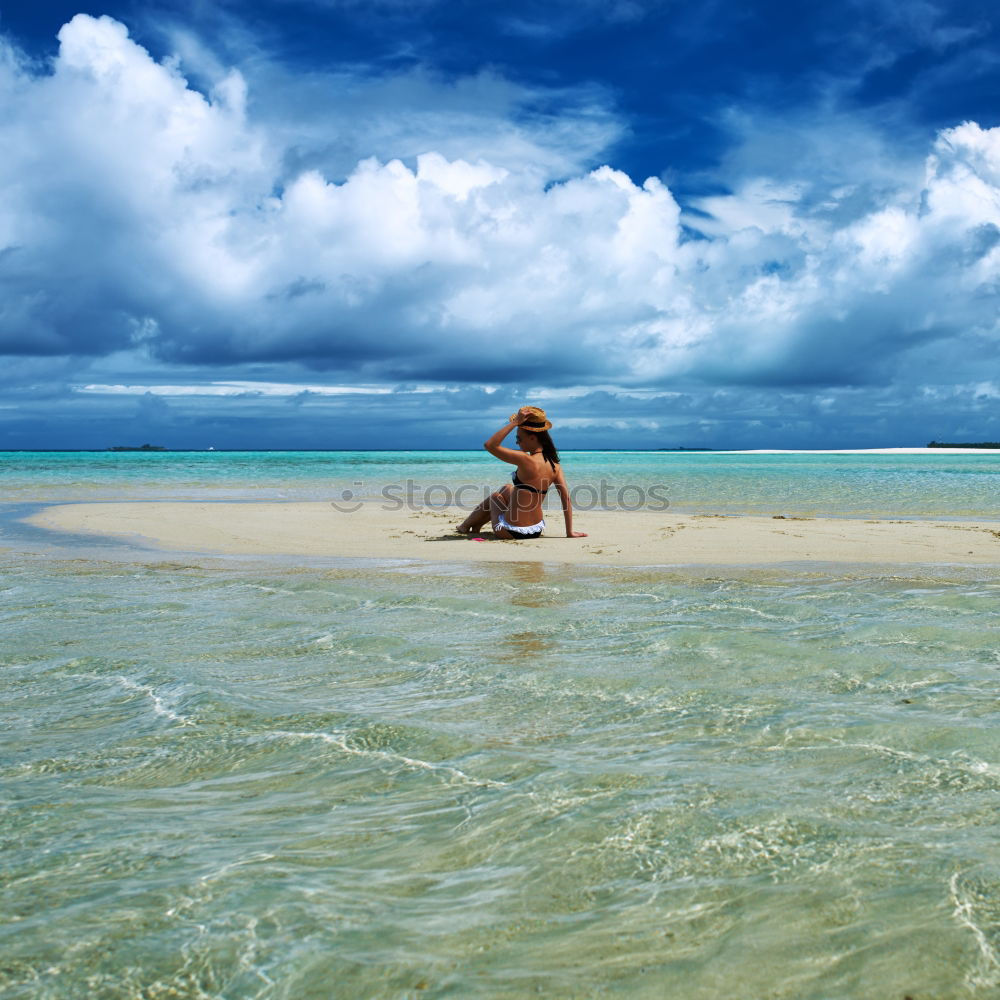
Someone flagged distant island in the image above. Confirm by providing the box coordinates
[656,446,715,451]
[109,444,167,451]
[927,441,1000,449]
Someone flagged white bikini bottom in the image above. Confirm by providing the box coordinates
[496,514,545,537]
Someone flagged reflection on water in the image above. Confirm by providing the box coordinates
[506,560,564,607]
[486,563,565,661]
[501,630,554,661]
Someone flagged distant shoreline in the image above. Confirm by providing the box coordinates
[928,441,1000,449]
[3,447,1000,455]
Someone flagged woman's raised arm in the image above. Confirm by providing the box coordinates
[484,416,528,465]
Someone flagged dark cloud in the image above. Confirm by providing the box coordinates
[5,373,998,451]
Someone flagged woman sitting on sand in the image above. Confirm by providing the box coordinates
[456,407,587,540]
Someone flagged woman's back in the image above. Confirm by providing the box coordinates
[508,455,557,524]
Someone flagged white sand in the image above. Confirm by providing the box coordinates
[26,501,1000,566]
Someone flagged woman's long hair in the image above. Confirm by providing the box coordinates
[535,430,560,469]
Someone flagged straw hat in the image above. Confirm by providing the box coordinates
[510,406,553,432]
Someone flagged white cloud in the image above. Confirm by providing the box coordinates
[75,381,398,396]
[1,12,999,411]
[234,56,622,183]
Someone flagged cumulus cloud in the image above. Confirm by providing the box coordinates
[1,12,999,450]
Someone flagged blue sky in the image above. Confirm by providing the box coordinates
[1,0,998,449]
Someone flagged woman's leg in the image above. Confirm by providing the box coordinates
[457,484,510,534]
[489,489,515,538]
[455,499,491,533]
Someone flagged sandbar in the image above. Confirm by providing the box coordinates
[24,501,1000,566]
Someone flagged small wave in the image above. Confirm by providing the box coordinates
[949,871,1000,989]
[116,676,194,726]
[271,728,508,789]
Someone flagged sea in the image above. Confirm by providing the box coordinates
[3,449,1000,999]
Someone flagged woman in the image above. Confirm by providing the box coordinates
[456,406,587,540]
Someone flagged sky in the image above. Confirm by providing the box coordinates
[1,0,999,449]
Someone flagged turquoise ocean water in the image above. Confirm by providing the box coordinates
[3,451,1000,998]
[4,449,1000,516]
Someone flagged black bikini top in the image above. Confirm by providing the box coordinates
[511,470,549,496]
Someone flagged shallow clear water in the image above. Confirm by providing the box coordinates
[3,549,1000,999]
[2,449,999,517]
